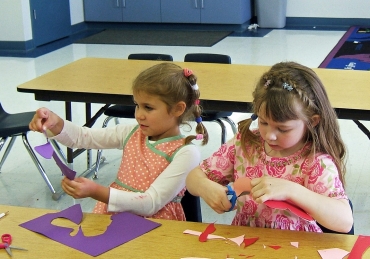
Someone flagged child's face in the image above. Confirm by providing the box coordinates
[133,91,180,141]
[257,112,307,157]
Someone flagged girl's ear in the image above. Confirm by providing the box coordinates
[311,114,320,127]
[172,101,186,117]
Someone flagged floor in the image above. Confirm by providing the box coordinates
[1,28,370,235]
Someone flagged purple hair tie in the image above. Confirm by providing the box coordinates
[195,117,202,123]
[196,134,203,140]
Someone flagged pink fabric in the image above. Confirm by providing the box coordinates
[200,132,348,232]
[93,128,186,221]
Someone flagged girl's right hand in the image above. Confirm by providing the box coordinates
[199,180,232,214]
[29,107,64,135]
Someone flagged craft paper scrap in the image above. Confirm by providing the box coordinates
[52,152,76,180]
[227,234,245,246]
[34,142,54,159]
[268,245,282,250]
[34,142,76,180]
[264,200,313,221]
[19,204,161,256]
[199,223,216,242]
[244,237,259,248]
[291,242,299,248]
[183,230,225,240]
[317,248,349,259]
[348,235,370,259]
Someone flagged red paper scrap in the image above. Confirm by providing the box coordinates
[199,223,216,242]
[243,237,259,248]
[348,235,370,259]
[268,245,281,250]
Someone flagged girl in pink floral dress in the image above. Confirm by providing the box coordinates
[186,61,353,233]
[29,63,209,221]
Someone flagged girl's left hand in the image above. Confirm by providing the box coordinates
[250,176,294,203]
[61,177,96,199]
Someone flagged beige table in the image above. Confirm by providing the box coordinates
[17,57,370,117]
[0,204,365,258]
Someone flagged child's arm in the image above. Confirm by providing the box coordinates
[61,177,110,203]
[106,145,201,216]
[29,107,64,136]
[251,176,353,233]
[186,167,232,213]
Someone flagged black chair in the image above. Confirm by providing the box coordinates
[93,53,174,178]
[0,103,60,200]
[181,190,202,222]
[184,53,237,145]
[317,199,354,235]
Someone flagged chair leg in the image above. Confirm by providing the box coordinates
[22,133,60,200]
[93,116,114,179]
[0,136,15,171]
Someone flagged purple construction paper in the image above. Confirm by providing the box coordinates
[34,142,54,159]
[34,142,76,179]
[52,152,76,180]
[19,204,161,257]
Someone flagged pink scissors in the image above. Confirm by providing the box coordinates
[0,234,27,257]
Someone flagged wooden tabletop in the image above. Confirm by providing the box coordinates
[17,57,370,119]
[0,204,363,258]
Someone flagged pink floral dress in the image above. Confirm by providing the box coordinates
[200,132,347,232]
[93,126,186,221]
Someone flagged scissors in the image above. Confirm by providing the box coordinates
[226,185,250,212]
[0,234,28,257]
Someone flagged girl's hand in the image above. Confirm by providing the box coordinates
[61,177,97,199]
[250,176,294,203]
[199,181,232,214]
[29,107,64,135]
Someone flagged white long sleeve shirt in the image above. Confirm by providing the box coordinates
[52,120,201,216]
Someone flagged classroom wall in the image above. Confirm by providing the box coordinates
[0,0,369,42]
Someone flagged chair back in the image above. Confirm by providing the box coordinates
[181,190,202,222]
[128,53,173,61]
[184,53,231,64]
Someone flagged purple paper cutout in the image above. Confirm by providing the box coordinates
[52,152,76,180]
[34,142,54,159]
[34,142,76,180]
[19,204,161,257]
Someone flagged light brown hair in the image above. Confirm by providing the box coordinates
[238,61,346,185]
[132,62,208,145]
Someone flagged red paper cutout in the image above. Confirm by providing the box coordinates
[199,223,216,242]
[348,235,370,259]
[268,245,281,250]
[243,237,259,247]
[264,200,313,221]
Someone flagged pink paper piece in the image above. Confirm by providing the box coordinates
[183,230,225,240]
[19,204,161,257]
[227,234,245,246]
[233,177,252,196]
[291,241,299,248]
[264,200,313,221]
[34,142,54,159]
[318,248,349,259]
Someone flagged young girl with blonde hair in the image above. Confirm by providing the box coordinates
[186,61,353,232]
[29,62,208,221]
